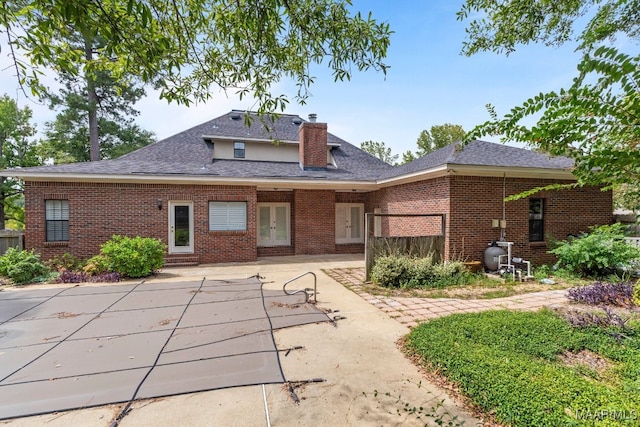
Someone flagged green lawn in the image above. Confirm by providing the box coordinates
[405,309,640,426]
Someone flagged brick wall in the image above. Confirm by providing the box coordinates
[370,177,451,255]
[24,175,611,268]
[298,122,327,169]
[449,176,613,267]
[24,182,257,264]
[294,189,336,254]
[369,175,612,268]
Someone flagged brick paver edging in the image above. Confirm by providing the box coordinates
[324,267,568,328]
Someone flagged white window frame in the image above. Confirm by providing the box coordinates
[257,203,290,247]
[234,141,245,158]
[335,203,364,244]
[209,201,247,231]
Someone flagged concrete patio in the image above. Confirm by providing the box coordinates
[2,255,482,427]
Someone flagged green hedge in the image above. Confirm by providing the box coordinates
[99,235,166,278]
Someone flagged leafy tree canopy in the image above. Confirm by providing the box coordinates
[2,0,392,112]
[458,0,640,194]
[401,150,416,164]
[0,95,41,228]
[360,140,399,165]
[458,0,640,55]
[416,123,465,156]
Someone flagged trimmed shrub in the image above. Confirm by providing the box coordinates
[370,255,471,289]
[369,256,411,287]
[550,224,640,277]
[0,248,51,285]
[99,235,166,278]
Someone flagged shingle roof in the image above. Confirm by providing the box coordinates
[382,140,574,179]
[4,112,574,184]
[16,111,394,181]
[197,110,347,144]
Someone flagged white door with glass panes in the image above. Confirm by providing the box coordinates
[336,203,364,244]
[169,201,194,253]
[257,203,290,246]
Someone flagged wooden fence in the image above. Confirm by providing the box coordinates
[364,213,446,281]
[0,230,24,255]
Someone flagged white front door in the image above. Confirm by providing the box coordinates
[169,201,194,254]
[257,203,290,246]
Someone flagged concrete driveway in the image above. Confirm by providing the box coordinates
[3,255,479,427]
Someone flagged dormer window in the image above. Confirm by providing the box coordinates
[234,142,245,158]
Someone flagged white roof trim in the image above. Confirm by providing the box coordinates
[4,164,576,190]
[13,171,377,190]
[377,164,575,187]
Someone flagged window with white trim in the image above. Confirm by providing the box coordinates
[46,200,69,242]
[234,141,245,158]
[336,203,364,244]
[209,201,247,231]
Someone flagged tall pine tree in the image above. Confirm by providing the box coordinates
[40,33,154,163]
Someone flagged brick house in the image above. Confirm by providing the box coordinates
[4,110,612,267]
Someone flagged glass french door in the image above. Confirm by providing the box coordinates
[257,203,290,246]
[336,203,364,244]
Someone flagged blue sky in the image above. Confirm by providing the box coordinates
[0,1,585,157]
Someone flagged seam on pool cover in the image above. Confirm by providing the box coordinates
[0,280,146,383]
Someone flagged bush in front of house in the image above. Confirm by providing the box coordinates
[550,223,640,278]
[47,253,84,272]
[0,248,51,285]
[370,255,472,289]
[46,253,121,284]
[99,235,166,278]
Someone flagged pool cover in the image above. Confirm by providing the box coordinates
[0,277,331,420]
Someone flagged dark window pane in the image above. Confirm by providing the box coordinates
[529,199,544,242]
[529,220,544,242]
[45,200,69,242]
[174,205,190,247]
[234,142,245,158]
[46,220,69,241]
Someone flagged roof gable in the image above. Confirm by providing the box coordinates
[383,140,574,180]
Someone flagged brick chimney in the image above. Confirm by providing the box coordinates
[299,114,328,170]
